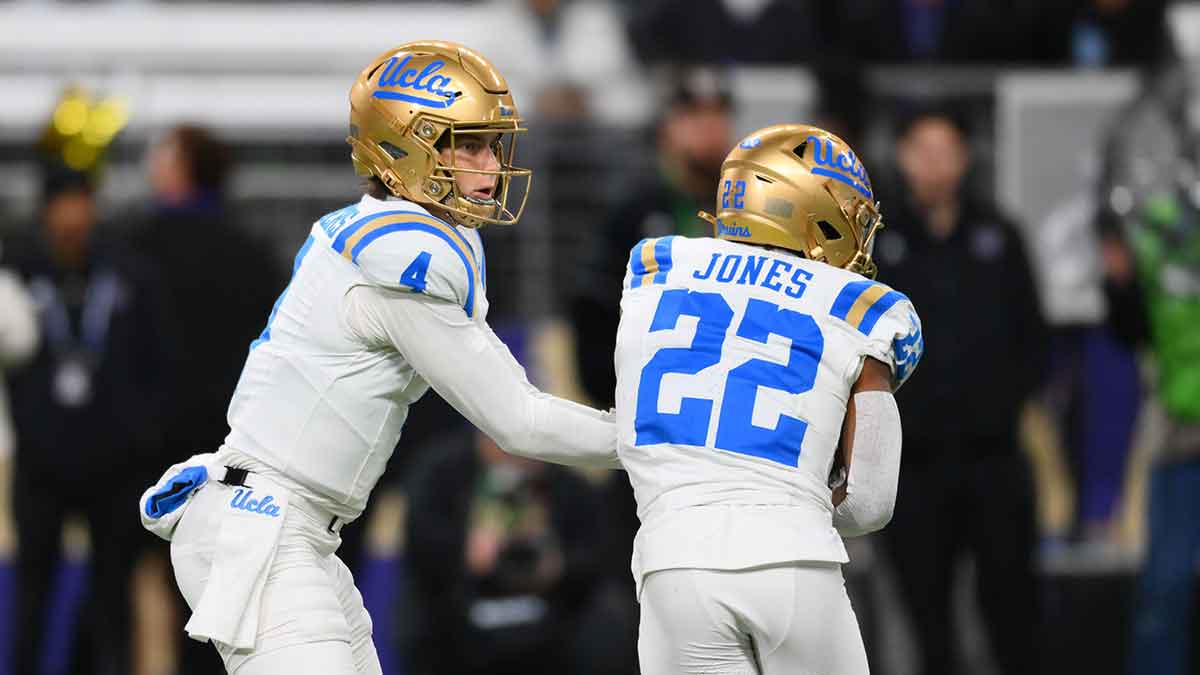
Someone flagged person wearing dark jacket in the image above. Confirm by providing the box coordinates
[131,124,283,674]
[570,69,732,409]
[402,426,610,675]
[873,107,1047,675]
[134,124,282,460]
[7,165,173,675]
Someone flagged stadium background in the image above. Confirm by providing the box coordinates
[0,1,1197,674]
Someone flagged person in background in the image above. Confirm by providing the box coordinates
[131,124,283,673]
[0,255,39,464]
[7,164,173,675]
[1108,190,1200,675]
[1098,68,1200,675]
[0,249,39,596]
[627,0,827,64]
[402,425,611,675]
[570,68,733,409]
[872,105,1046,675]
[135,124,283,462]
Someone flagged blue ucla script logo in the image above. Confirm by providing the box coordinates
[373,55,457,109]
[230,488,281,517]
[717,219,752,237]
[893,311,924,384]
[739,137,762,149]
[807,135,873,200]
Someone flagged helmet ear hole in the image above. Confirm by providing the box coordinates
[817,220,843,240]
[379,142,408,160]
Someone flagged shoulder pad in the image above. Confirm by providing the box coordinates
[829,279,924,388]
[625,236,678,289]
[332,207,481,317]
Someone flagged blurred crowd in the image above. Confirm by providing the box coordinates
[1,1,1199,675]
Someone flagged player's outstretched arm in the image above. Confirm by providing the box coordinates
[832,357,902,537]
[345,285,620,470]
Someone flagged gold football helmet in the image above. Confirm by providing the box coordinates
[700,124,883,278]
[347,40,531,228]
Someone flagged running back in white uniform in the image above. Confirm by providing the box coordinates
[615,235,922,674]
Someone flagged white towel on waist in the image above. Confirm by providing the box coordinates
[185,475,289,651]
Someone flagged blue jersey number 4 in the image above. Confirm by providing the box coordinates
[634,290,824,467]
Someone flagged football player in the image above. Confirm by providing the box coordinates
[137,41,619,675]
[614,124,923,674]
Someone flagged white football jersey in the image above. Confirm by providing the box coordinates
[224,195,488,520]
[614,235,923,593]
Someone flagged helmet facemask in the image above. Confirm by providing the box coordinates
[424,123,531,229]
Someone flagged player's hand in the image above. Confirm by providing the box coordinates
[832,482,847,508]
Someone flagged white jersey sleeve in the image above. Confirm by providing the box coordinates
[336,208,482,318]
[344,285,620,469]
[827,279,924,389]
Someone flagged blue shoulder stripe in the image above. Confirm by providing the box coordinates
[830,279,909,335]
[652,236,675,284]
[333,209,478,269]
[830,280,877,320]
[859,291,906,334]
[351,222,476,317]
[628,238,651,289]
[628,237,675,288]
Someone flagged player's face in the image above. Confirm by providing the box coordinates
[439,133,501,204]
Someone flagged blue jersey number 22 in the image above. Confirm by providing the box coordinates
[634,289,824,467]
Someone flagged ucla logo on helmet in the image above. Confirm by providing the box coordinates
[806,135,872,200]
[373,55,458,109]
[740,137,762,149]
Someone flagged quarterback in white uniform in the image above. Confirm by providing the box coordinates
[137,41,619,675]
[615,124,924,674]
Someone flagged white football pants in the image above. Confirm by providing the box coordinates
[170,480,381,675]
[638,562,869,675]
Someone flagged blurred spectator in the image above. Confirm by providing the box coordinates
[1029,0,1170,67]
[493,0,640,123]
[6,164,173,675]
[130,123,282,673]
[402,426,618,675]
[0,262,39,462]
[872,105,1046,675]
[134,124,282,458]
[570,68,732,408]
[627,0,826,64]
[833,0,1024,64]
[1100,67,1200,675]
[1037,188,1140,547]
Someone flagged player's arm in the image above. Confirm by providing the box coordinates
[830,356,903,537]
[345,285,621,470]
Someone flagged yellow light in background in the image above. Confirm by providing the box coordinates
[53,95,91,137]
[63,137,99,171]
[81,97,130,147]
